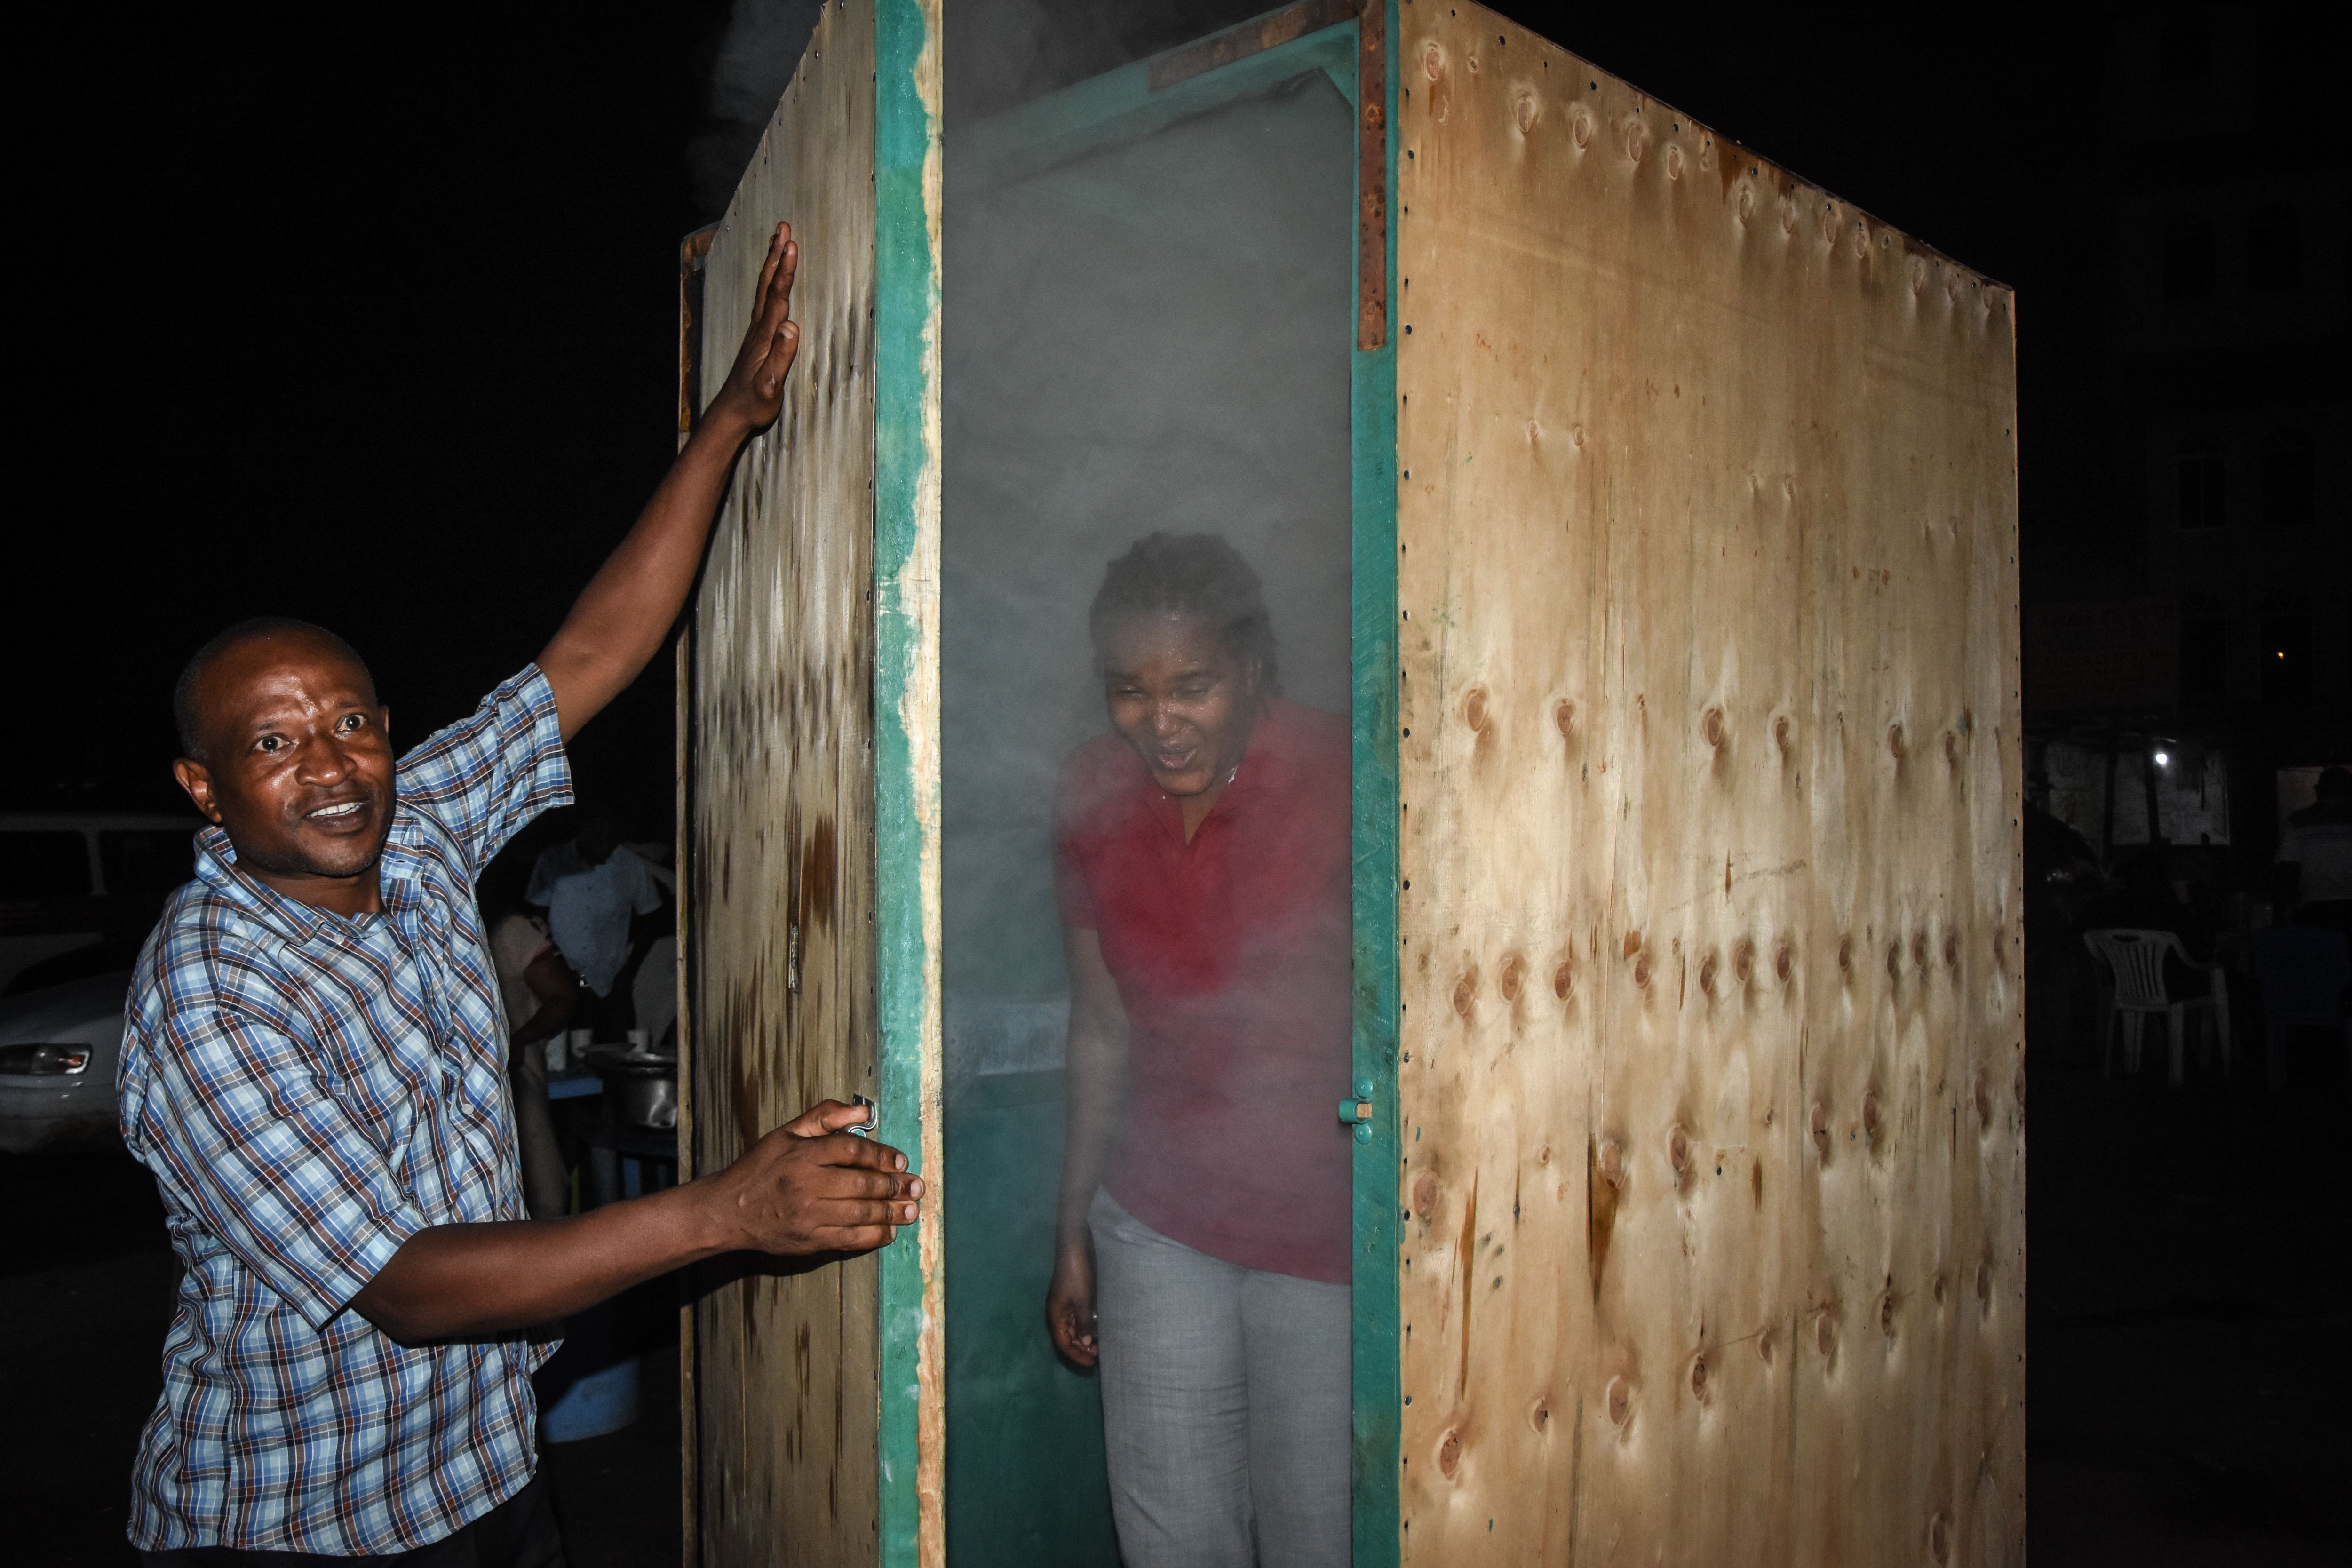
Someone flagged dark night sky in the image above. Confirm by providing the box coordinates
[6,0,2111,833]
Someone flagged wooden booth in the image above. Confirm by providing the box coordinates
[675,2,2024,1564]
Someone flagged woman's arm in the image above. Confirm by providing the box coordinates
[1046,926,1129,1367]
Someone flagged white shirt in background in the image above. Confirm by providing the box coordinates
[525,842,665,996]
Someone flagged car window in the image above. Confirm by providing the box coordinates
[0,832,92,900]
[99,831,198,896]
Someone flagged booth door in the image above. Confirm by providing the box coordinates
[679,3,943,1566]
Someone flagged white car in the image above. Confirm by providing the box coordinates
[0,969,133,1153]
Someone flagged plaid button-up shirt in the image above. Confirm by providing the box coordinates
[118,665,573,1554]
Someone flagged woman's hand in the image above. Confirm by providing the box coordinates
[1045,1240,1100,1368]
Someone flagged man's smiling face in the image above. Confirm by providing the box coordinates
[172,629,395,908]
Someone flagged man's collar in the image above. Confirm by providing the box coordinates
[194,812,429,943]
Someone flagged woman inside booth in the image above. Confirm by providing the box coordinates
[1045,533,1353,1568]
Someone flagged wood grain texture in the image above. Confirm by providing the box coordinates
[684,3,881,1563]
[1391,6,2023,1565]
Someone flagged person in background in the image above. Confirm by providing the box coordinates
[489,909,578,1220]
[2276,765,2352,938]
[118,222,922,1566]
[523,812,667,1035]
[1045,533,1351,1568]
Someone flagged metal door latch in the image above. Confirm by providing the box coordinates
[850,1094,877,1136]
[1337,1079,1375,1143]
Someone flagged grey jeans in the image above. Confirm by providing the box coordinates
[1089,1190,1351,1568]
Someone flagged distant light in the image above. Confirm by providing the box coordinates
[2278,650,2288,659]
[2153,750,2170,767]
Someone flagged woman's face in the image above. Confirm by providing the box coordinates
[1099,611,1260,798]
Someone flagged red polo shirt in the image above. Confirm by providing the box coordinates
[1054,699,1353,1283]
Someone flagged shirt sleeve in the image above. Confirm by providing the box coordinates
[628,853,664,915]
[396,666,574,880]
[132,1000,430,1331]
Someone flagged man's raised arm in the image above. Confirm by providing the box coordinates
[536,221,801,741]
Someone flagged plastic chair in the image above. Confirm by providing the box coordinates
[2082,928,2232,1086]
[2248,924,2352,1091]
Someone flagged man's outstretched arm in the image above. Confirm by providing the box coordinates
[350,1099,918,1343]
[537,222,802,741]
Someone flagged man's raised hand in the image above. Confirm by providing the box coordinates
[709,222,802,433]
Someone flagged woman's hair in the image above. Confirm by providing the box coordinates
[1088,532,1279,693]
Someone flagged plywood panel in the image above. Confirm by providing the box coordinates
[1391,5,2023,1565]
[685,3,882,1563]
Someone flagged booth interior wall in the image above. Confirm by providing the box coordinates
[685,2,882,1562]
[1391,4,2024,1564]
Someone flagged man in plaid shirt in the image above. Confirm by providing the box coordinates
[119,224,917,1565]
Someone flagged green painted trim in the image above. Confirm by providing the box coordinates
[873,2,938,1566]
[1348,4,1401,1565]
[960,19,1358,192]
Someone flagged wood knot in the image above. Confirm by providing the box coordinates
[1944,730,1960,769]
[1880,1289,1899,1337]
[1605,1376,1631,1425]
[1528,1396,1550,1432]
[1664,143,1685,180]
[1551,956,1574,1000]
[1732,939,1756,986]
[1422,42,1446,80]
[1974,1262,1992,1309]
[1757,1328,1776,1365]
[1597,1137,1626,1188]
[1931,1270,1948,1305]
[1773,714,1792,754]
[1929,1512,1952,1566]
[1554,698,1576,738]
[1622,930,1643,960]
[1452,966,1479,1018]
[1887,942,1903,980]
[1412,1172,1439,1220]
[1816,1312,1838,1359]
[1837,936,1854,978]
[1912,931,1931,971]
[1737,183,1755,222]
[1974,1073,1993,1127]
[1437,1427,1462,1477]
[1943,931,1961,969]
[1809,1102,1831,1159]
[1703,707,1726,748]
[1462,685,1489,732]
[1570,104,1593,147]
[1698,952,1719,997]
[1861,1093,1882,1147]
[1688,1353,1708,1399]
[1632,952,1652,988]
[1498,952,1526,1002]
[1668,1124,1693,1180]
[1773,942,1794,984]
[1513,89,1540,135]
[1888,722,1907,761]
[1623,117,1651,164]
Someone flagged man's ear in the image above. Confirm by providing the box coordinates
[379,704,391,740]
[172,758,222,825]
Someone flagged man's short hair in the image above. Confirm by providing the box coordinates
[173,617,374,761]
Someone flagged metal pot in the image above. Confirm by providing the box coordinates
[588,1048,679,1130]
